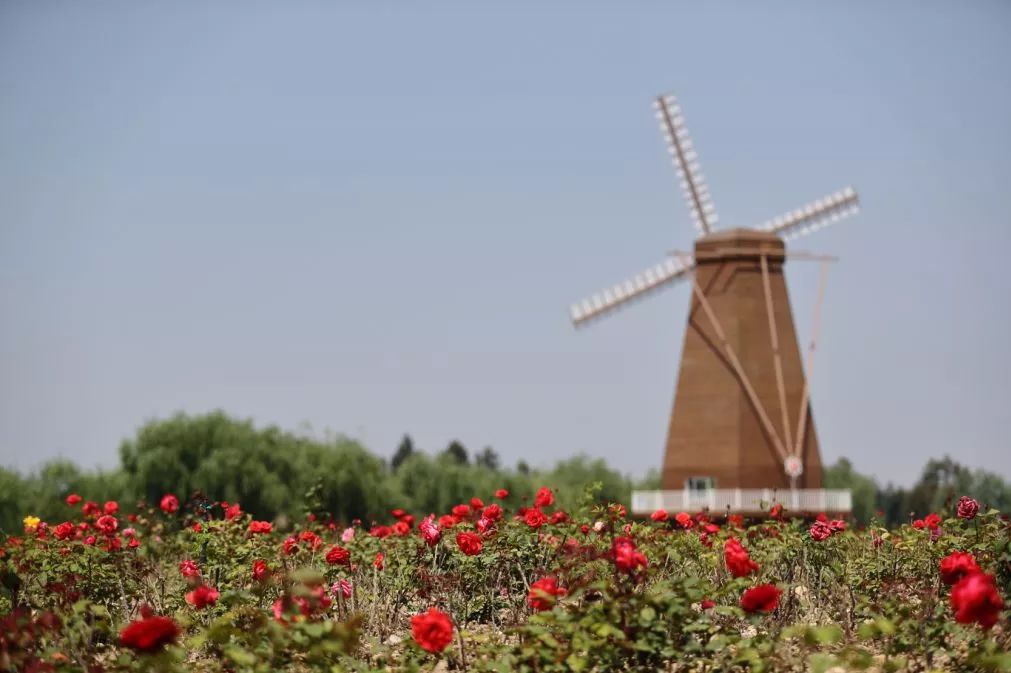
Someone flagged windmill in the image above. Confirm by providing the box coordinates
[569,93,859,509]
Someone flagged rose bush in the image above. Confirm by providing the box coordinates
[1,486,1008,672]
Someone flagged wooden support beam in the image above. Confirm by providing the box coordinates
[761,254,794,453]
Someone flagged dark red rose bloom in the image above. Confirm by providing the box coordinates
[178,559,200,579]
[224,502,242,520]
[724,538,760,578]
[65,493,82,506]
[483,504,503,521]
[815,513,828,523]
[957,496,979,520]
[740,584,781,613]
[103,501,119,515]
[809,521,832,541]
[391,508,406,518]
[650,509,669,522]
[550,511,568,524]
[392,521,410,537]
[370,525,392,538]
[120,615,181,652]
[159,494,179,514]
[411,607,454,654]
[728,514,744,529]
[373,552,384,570]
[82,501,101,517]
[439,515,459,529]
[248,520,272,534]
[613,536,648,574]
[534,487,554,508]
[950,571,1003,629]
[940,551,981,585]
[283,537,299,555]
[524,508,548,529]
[527,576,567,611]
[494,489,509,499]
[912,519,925,529]
[829,519,846,532]
[675,512,694,529]
[924,513,942,529]
[185,584,220,609]
[95,515,118,536]
[325,545,351,566]
[53,521,75,541]
[252,559,269,582]
[456,532,482,556]
[470,497,484,510]
[701,598,716,610]
[451,504,471,519]
[703,523,720,534]
[769,503,783,519]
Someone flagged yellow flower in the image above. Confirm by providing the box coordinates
[23,515,41,530]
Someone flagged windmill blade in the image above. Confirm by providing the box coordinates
[570,255,696,326]
[654,94,719,236]
[756,187,860,241]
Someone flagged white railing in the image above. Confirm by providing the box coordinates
[630,489,851,515]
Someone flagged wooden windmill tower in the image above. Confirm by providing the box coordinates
[569,93,860,497]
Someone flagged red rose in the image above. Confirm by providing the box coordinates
[248,520,272,534]
[809,521,832,541]
[829,519,846,532]
[392,521,410,537]
[420,517,442,546]
[613,536,647,574]
[940,551,981,586]
[912,519,925,530]
[483,504,503,521]
[724,538,760,578]
[370,525,392,538]
[179,560,200,579]
[550,510,569,524]
[728,514,744,529]
[159,494,179,514]
[282,537,299,555]
[534,487,554,508]
[439,514,459,529]
[527,576,567,611]
[769,503,783,519]
[924,513,942,529]
[95,515,118,536]
[450,504,469,519]
[470,497,484,510]
[391,508,406,518]
[650,509,669,522]
[456,532,483,556]
[957,496,979,520]
[675,512,693,529]
[410,607,454,654]
[185,584,220,610]
[53,522,75,541]
[119,615,180,652]
[494,489,509,499]
[65,494,82,506]
[224,503,242,520]
[373,552,385,570]
[524,508,548,529]
[252,559,269,582]
[950,571,1003,629]
[701,599,716,610]
[740,584,781,613]
[82,501,100,517]
[325,545,351,566]
[300,530,323,550]
[103,501,119,515]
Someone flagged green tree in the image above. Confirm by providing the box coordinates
[443,440,469,465]
[824,458,878,524]
[474,446,500,471]
[391,434,415,471]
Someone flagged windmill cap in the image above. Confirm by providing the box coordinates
[693,228,785,262]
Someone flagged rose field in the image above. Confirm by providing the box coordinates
[3,488,1010,673]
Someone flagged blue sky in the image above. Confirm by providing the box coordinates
[1,1,1009,485]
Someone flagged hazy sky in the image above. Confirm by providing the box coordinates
[2,2,1009,486]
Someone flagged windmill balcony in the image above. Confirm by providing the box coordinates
[631,488,852,517]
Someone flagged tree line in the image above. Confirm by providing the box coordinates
[1,410,1008,532]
